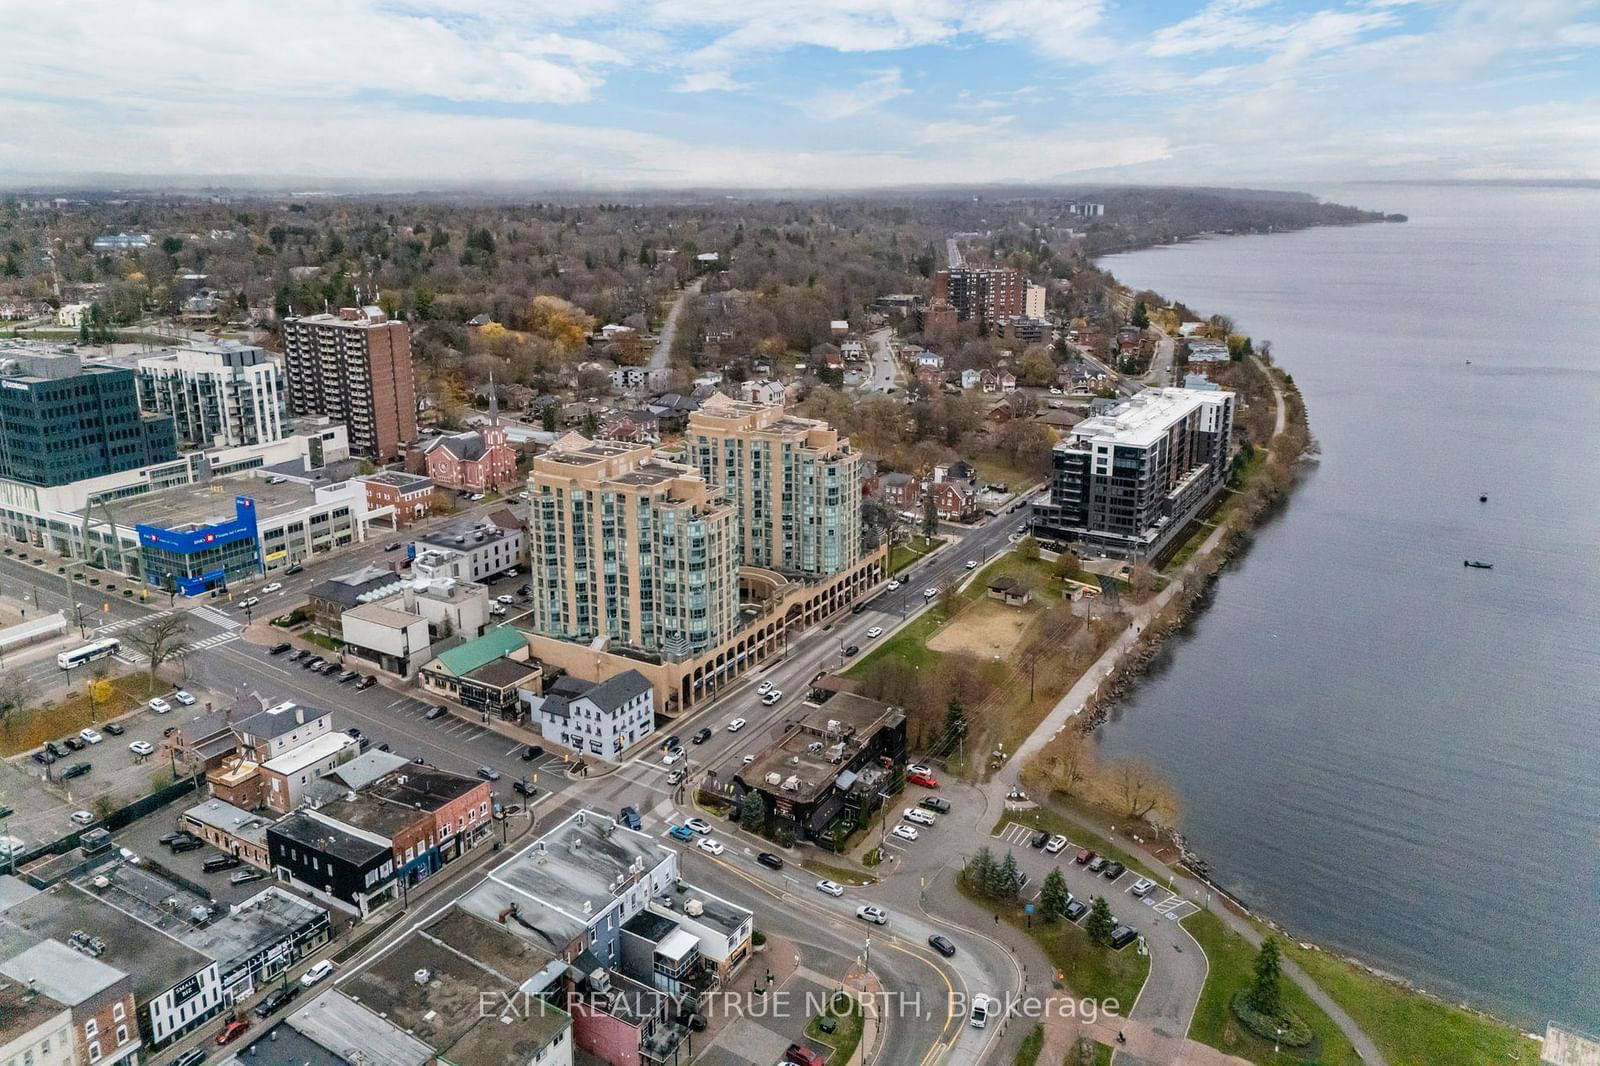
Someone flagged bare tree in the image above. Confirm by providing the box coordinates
[123,614,192,693]
[1110,756,1180,824]
[1022,728,1094,798]
[0,670,39,741]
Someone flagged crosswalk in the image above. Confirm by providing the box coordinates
[113,626,240,664]
[190,606,242,630]
[95,609,175,635]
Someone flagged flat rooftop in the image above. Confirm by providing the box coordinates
[0,881,210,1004]
[0,979,68,1042]
[418,519,519,550]
[221,1021,351,1066]
[311,793,427,840]
[182,798,273,847]
[261,731,358,776]
[1066,387,1233,449]
[735,692,903,805]
[339,919,569,1064]
[459,810,672,951]
[179,888,327,975]
[361,470,432,491]
[364,765,484,809]
[0,937,124,1005]
[343,601,422,630]
[676,884,752,940]
[286,992,433,1066]
[92,477,331,529]
[271,812,388,867]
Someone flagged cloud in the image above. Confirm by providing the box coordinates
[675,71,747,93]
[802,68,910,121]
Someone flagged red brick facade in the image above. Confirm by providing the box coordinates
[424,423,518,492]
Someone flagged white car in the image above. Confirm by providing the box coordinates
[662,748,684,766]
[757,680,773,694]
[69,810,94,827]
[969,995,994,1029]
[761,690,782,705]
[490,605,508,617]
[697,838,725,856]
[470,493,486,502]
[1130,878,1156,898]
[865,626,883,639]
[505,569,519,578]
[891,824,920,842]
[300,960,334,988]
[855,905,888,925]
[923,587,937,599]
[965,560,977,569]
[907,763,932,777]
[815,879,845,897]
[742,754,755,765]
[497,594,515,604]
[78,728,102,745]
[173,690,196,706]
[903,807,935,826]
[129,741,154,756]
[886,580,901,591]
[726,717,747,732]
[261,582,283,594]
[148,698,172,714]
[1044,834,1068,854]
[686,818,713,835]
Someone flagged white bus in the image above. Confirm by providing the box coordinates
[56,638,121,670]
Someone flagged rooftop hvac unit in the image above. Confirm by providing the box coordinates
[764,772,782,787]
[826,720,841,735]
[807,741,823,754]
[782,775,800,792]
[91,876,110,890]
[683,898,704,917]
[828,743,846,764]
[189,904,210,923]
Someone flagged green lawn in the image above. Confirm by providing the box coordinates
[958,877,1149,1012]
[799,858,877,887]
[1015,1024,1044,1066]
[889,535,939,574]
[843,607,948,677]
[1281,942,1540,1066]
[1182,909,1361,1065]
[806,993,865,1066]
[990,808,1156,883]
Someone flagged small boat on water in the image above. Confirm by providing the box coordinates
[1479,494,1488,502]
[1464,560,1493,569]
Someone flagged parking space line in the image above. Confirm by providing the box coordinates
[503,742,525,756]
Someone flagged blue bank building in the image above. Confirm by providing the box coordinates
[136,496,263,596]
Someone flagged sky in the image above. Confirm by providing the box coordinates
[4,0,1600,189]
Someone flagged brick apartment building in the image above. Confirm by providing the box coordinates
[357,470,434,527]
[931,267,1026,325]
[280,306,417,460]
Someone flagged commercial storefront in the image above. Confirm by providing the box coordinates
[136,495,260,596]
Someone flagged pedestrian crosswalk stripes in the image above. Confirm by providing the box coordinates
[190,606,241,630]
[95,609,175,635]
[115,629,239,664]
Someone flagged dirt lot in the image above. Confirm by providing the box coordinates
[927,597,1037,659]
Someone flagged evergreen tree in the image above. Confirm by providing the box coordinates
[740,790,766,831]
[1249,938,1284,1016]
[582,410,599,438]
[922,489,938,538]
[965,847,996,894]
[997,851,1023,901]
[1039,868,1069,921]
[1085,896,1115,945]
[1131,300,1149,329]
[541,404,558,432]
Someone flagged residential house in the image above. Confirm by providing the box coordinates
[739,379,785,406]
[524,669,654,763]
[876,472,919,511]
[961,368,983,390]
[931,478,979,521]
[258,732,361,814]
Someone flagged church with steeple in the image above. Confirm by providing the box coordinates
[418,375,519,492]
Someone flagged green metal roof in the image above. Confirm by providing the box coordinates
[433,626,528,677]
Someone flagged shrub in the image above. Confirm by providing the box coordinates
[1230,991,1313,1047]
[752,930,767,947]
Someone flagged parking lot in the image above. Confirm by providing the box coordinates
[2,680,224,848]
[996,820,1200,932]
[112,797,278,908]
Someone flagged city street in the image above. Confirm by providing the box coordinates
[863,328,901,393]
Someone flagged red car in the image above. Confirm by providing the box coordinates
[907,770,938,789]
[785,1044,826,1066]
[1075,849,1095,865]
[216,1018,251,1045]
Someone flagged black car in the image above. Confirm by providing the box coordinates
[678,1011,708,1032]
[61,762,92,780]
[31,750,55,766]
[231,869,267,886]
[1063,899,1088,922]
[62,736,85,752]
[170,837,205,853]
[269,642,293,656]
[377,742,391,752]
[384,542,403,551]
[356,675,377,690]
[661,735,682,752]
[1108,924,1138,950]
[159,831,189,846]
[756,852,784,871]
[254,984,301,1018]
[102,722,125,736]
[202,855,243,873]
[513,780,537,797]
[691,727,713,745]
[1102,861,1126,881]
[851,603,865,614]
[301,655,324,670]
[521,745,544,761]
[346,727,363,739]
[320,661,342,676]
[173,1049,208,1066]
[919,797,952,814]
[45,740,68,758]
[285,564,304,575]
[425,706,448,721]
[843,644,860,658]
[927,934,957,958]
[1029,829,1050,849]
[338,669,360,683]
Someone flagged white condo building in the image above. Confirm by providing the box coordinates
[137,341,287,449]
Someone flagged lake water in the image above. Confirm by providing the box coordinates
[1095,184,1600,1033]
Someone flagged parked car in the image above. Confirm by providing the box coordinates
[668,826,696,842]
[757,852,784,871]
[230,869,267,886]
[923,587,937,599]
[129,741,154,756]
[45,740,68,758]
[172,1048,208,1066]
[1064,898,1088,922]
[319,661,342,676]
[903,807,935,826]
[697,838,725,856]
[102,722,125,736]
[907,769,938,789]
[1130,878,1156,898]
[345,728,363,739]
[215,1019,251,1046]
[202,855,243,873]
[679,1010,708,1032]
[891,824,919,842]
[285,564,304,575]
[685,818,712,835]
[356,675,377,690]
[522,745,544,760]
[1044,835,1068,854]
[855,905,888,925]
[691,727,713,745]
[384,542,403,551]
[425,706,447,720]
[62,736,84,751]
[1109,924,1139,950]
[928,934,957,958]
[300,656,324,671]
[1087,856,1108,873]
[1074,848,1094,865]
[919,797,951,814]
[338,669,360,683]
[1102,861,1126,881]
[784,1045,826,1066]
[886,581,900,591]
[171,837,205,853]
[513,780,537,798]
[1029,829,1050,849]
[300,960,334,988]
[61,762,92,780]
[477,766,501,781]
[269,642,293,656]
[815,879,845,897]
[254,984,300,1017]
[69,810,95,826]
[288,648,309,662]
[30,750,54,766]
[173,690,196,705]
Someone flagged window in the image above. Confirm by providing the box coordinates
[112,1002,125,1022]
[84,1019,98,1040]
[115,1026,127,1046]
[88,1043,102,1064]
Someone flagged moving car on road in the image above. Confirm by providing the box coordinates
[726,717,746,732]
[685,818,712,835]
[692,727,713,745]
[761,690,783,705]
[757,852,784,870]
[696,838,725,856]
[928,934,956,957]
[865,626,883,639]
[855,905,888,925]
[261,582,282,594]
[477,766,501,781]
[969,995,993,1029]
[815,879,845,897]
[662,748,684,766]
[756,680,772,694]
[886,580,900,591]
[965,560,977,569]
[668,826,696,842]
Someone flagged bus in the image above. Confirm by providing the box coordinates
[56,638,121,671]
